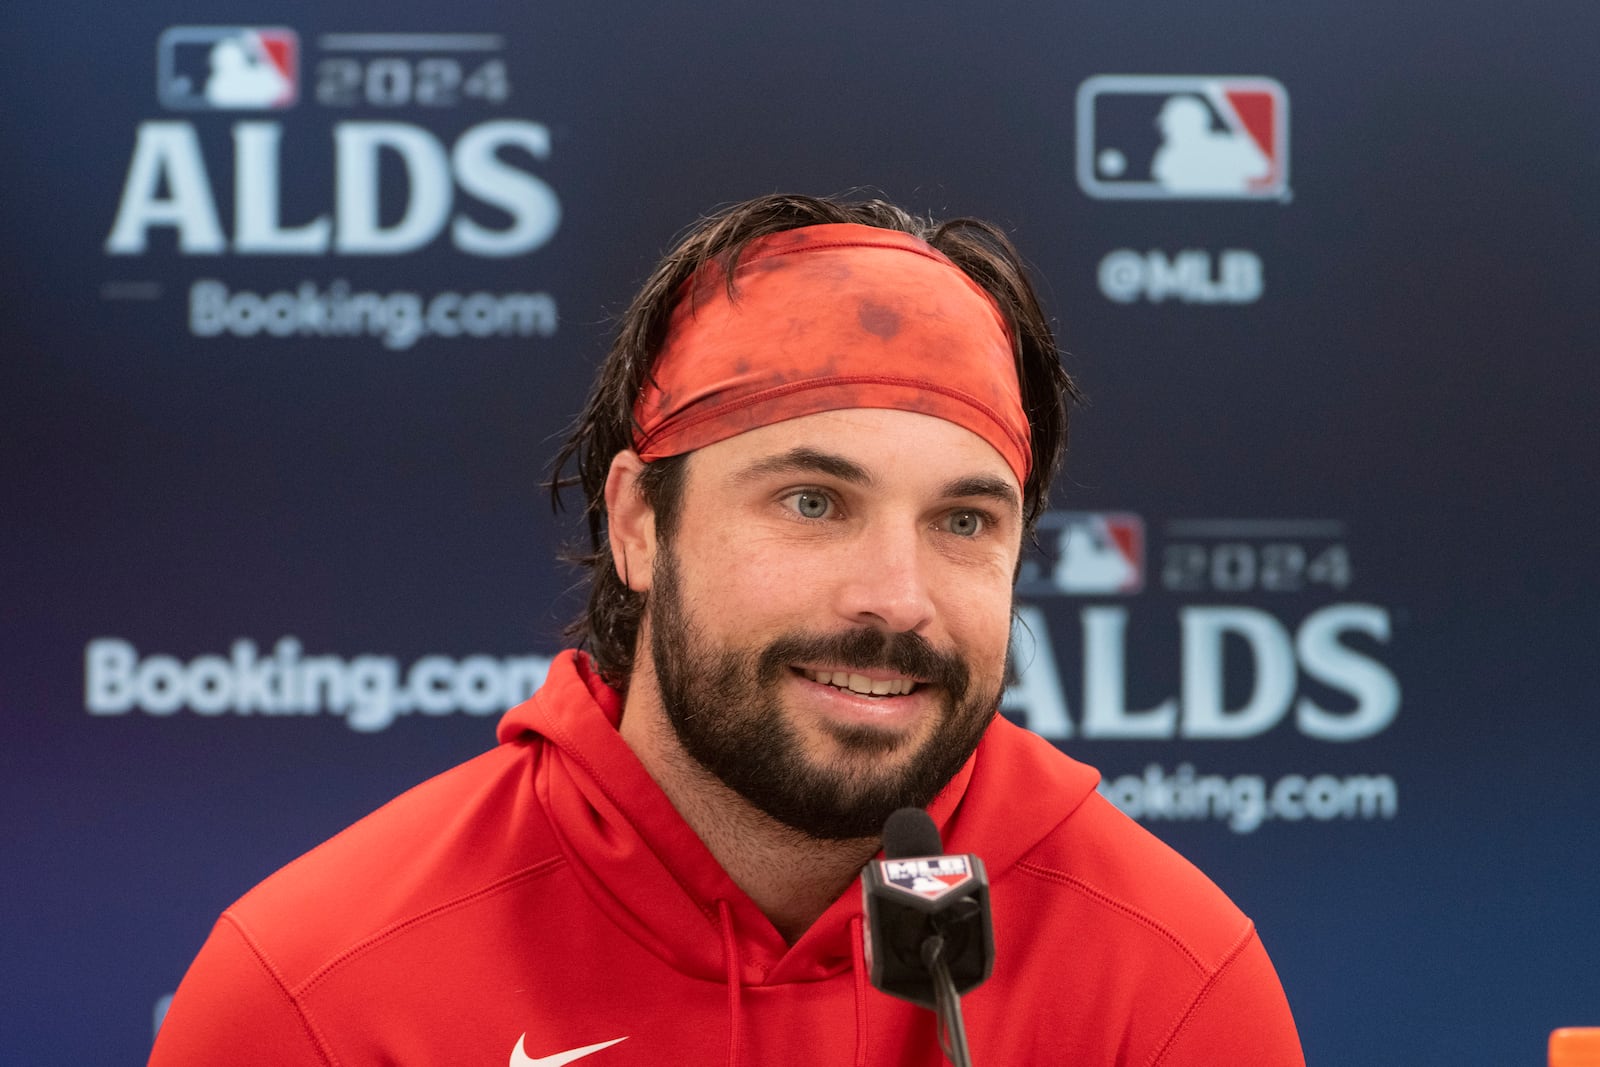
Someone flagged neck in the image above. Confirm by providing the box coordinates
[618,660,879,944]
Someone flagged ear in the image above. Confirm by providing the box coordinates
[604,450,657,593]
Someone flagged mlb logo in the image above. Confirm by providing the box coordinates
[158,27,299,110]
[881,857,974,903]
[1076,75,1289,200]
[1021,512,1145,596]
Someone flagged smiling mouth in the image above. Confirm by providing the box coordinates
[798,667,919,697]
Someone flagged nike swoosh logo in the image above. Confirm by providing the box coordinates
[509,1034,627,1067]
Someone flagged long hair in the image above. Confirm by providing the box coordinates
[549,193,1081,685]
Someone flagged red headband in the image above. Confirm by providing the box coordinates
[631,223,1031,485]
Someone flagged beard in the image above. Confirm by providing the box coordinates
[647,543,1004,840]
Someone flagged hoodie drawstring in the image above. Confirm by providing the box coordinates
[717,900,742,1067]
[850,915,869,1067]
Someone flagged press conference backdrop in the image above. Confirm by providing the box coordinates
[2,1,1596,1062]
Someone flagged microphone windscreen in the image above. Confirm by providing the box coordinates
[882,807,943,860]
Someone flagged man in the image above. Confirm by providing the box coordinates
[150,194,1304,1065]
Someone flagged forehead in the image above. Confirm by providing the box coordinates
[688,408,1021,498]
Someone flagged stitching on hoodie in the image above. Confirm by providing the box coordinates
[1145,924,1258,1067]
[1014,860,1210,975]
[294,855,567,996]
[220,911,342,1066]
[718,900,742,1067]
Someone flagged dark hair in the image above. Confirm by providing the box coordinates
[550,193,1080,685]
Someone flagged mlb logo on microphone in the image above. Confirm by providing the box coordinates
[157,27,300,110]
[1076,75,1289,200]
[882,857,975,903]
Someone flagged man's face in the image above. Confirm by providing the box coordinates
[637,408,1024,840]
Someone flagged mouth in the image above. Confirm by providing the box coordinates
[797,667,920,698]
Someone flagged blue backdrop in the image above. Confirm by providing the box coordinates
[3,1,1597,1063]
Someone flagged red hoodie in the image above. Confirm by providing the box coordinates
[150,651,1304,1065]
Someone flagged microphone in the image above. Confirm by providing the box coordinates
[862,808,993,1066]
[883,806,944,860]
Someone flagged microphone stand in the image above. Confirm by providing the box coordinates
[922,934,974,1067]
[864,808,992,1066]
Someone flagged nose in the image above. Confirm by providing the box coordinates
[832,520,935,634]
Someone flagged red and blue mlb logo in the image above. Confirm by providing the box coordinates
[881,857,974,903]
[1076,76,1289,200]
[1018,512,1145,596]
[157,27,299,110]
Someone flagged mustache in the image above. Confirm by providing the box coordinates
[758,628,970,698]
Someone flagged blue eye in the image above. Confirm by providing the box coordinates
[788,491,832,519]
[948,511,985,537]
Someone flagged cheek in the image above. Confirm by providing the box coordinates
[963,601,1016,670]
[676,531,816,623]
[937,570,1017,663]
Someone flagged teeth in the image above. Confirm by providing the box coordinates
[802,669,913,697]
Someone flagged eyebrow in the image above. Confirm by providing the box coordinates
[730,447,875,486]
[940,476,1022,517]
